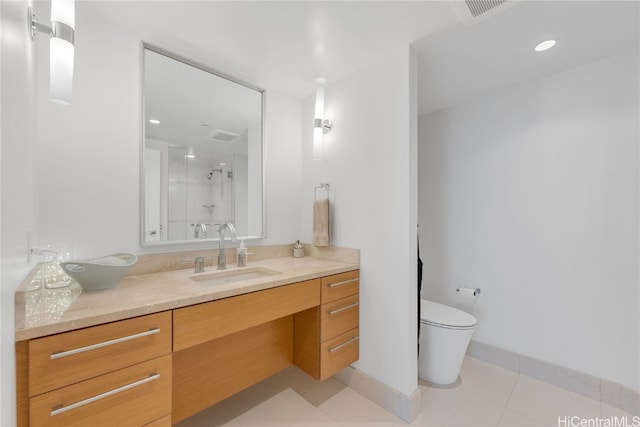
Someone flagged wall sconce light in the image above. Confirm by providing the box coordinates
[28,0,75,105]
[313,77,333,160]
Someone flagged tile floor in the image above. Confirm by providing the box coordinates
[176,356,637,427]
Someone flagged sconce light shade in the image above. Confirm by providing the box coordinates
[29,0,76,105]
[51,0,75,28]
[50,0,75,105]
[313,127,323,160]
[313,83,332,160]
[50,37,74,105]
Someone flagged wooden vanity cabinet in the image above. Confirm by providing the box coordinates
[18,312,172,427]
[295,270,360,381]
[17,268,360,426]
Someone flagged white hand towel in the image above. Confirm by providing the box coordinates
[313,198,330,246]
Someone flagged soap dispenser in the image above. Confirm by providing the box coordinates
[237,239,248,267]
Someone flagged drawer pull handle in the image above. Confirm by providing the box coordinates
[50,328,160,360]
[329,336,359,353]
[328,278,358,288]
[50,373,160,416]
[328,302,359,315]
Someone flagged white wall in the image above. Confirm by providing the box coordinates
[262,91,303,243]
[1,1,39,425]
[301,47,418,397]
[36,4,140,257]
[418,50,639,391]
[35,5,302,258]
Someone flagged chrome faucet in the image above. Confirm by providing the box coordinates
[217,222,236,270]
[194,222,207,239]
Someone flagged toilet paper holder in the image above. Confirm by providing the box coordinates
[456,287,481,296]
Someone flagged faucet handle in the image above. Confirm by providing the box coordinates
[194,257,205,273]
[181,257,205,273]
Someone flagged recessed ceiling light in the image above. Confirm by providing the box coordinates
[185,154,196,159]
[149,119,161,124]
[219,162,226,166]
[535,39,557,52]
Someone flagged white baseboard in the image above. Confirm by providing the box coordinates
[333,366,421,423]
[467,340,640,416]
[332,342,639,421]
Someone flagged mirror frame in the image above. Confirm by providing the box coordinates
[140,43,267,247]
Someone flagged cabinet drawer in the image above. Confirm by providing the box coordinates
[321,294,359,342]
[321,270,359,304]
[174,280,320,351]
[30,355,171,427]
[29,312,172,396]
[320,328,359,381]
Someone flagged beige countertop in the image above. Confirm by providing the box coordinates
[15,250,359,342]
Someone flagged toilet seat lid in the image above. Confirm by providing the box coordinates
[420,299,477,328]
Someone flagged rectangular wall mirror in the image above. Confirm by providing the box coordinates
[141,45,265,246]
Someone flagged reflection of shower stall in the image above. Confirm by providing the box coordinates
[205,166,234,227]
[207,168,224,200]
[167,152,235,241]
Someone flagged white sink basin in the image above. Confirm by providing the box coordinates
[190,267,281,286]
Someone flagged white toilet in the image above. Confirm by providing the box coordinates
[418,299,477,385]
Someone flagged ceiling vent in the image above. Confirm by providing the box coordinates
[450,0,513,25]
[206,129,240,143]
[465,0,508,17]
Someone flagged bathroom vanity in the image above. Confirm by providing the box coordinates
[14,249,359,427]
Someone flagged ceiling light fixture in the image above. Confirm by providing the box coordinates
[29,0,75,105]
[149,119,161,124]
[313,77,332,160]
[534,39,557,52]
